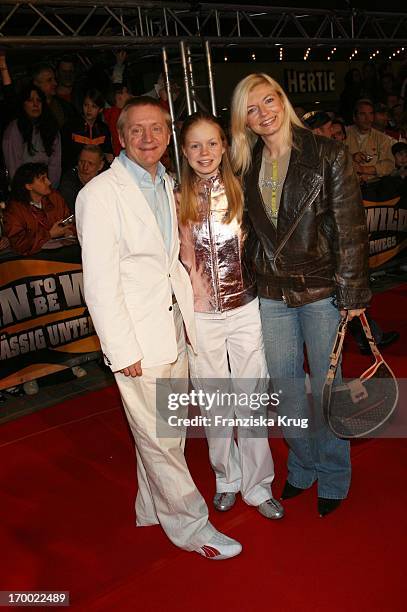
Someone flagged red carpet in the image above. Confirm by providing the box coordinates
[0,285,405,611]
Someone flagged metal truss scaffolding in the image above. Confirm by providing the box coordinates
[1,1,407,49]
[2,1,406,180]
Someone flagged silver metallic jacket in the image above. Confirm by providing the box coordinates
[178,174,256,313]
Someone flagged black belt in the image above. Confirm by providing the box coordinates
[260,277,334,291]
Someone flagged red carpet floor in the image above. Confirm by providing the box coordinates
[0,285,406,611]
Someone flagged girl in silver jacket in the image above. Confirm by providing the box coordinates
[177,111,284,521]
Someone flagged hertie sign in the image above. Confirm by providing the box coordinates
[284,69,336,94]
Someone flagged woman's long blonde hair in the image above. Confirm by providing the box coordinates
[230,73,303,176]
[179,112,243,224]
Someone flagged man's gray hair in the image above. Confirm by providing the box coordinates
[117,96,171,137]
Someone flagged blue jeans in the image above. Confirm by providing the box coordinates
[259,296,351,499]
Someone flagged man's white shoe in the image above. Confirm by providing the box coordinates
[195,530,242,560]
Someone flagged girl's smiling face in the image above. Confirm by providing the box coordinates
[182,120,225,179]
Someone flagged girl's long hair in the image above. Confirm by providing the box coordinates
[16,84,59,157]
[179,112,243,224]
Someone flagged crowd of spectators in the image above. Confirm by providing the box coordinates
[297,66,407,187]
[0,51,183,248]
[0,52,406,399]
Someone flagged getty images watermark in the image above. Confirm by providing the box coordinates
[166,389,308,429]
[155,378,311,438]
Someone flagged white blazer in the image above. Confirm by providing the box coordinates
[76,158,197,371]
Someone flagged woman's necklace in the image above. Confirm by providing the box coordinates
[260,158,283,217]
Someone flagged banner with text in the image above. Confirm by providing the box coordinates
[0,245,100,389]
[362,176,407,269]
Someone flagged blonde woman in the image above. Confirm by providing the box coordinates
[231,73,371,517]
[178,111,284,521]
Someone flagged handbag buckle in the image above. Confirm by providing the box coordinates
[348,379,368,403]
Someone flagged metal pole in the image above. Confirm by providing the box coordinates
[215,10,221,36]
[187,45,197,113]
[162,46,181,184]
[138,6,144,36]
[204,40,217,116]
[180,40,193,116]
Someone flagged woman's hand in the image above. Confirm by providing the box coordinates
[340,308,365,321]
[49,220,74,239]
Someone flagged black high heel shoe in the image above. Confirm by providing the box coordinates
[281,481,306,500]
[318,498,342,517]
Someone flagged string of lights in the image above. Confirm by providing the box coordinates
[327,47,337,61]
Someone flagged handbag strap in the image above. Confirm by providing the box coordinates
[358,311,382,360]
[325,311,380,385]
[326,313,348,384]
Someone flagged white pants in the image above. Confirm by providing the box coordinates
[115,304,215,551]
[188,298,275,506]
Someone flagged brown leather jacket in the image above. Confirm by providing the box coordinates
[178,174,255,313]
[244,127,371,309]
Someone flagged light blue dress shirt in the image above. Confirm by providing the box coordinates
[119,150,172,254]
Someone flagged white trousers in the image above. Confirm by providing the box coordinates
[188,298,275,506]
[115,304,215,551]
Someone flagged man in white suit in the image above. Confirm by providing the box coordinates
[76,97,241,559]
